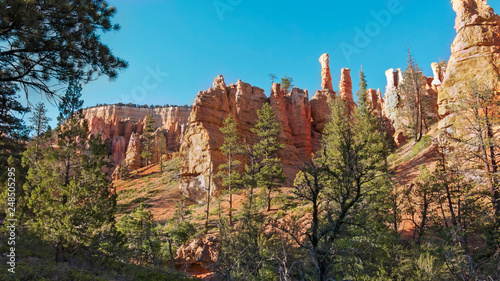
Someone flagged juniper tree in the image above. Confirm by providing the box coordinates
[217,115,243,226]
[252,103,286,212]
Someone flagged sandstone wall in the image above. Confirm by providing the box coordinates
[438,0,500,118]
[82,105,191,167]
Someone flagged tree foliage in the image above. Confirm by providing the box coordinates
[281,75,294,93]
[0,0,127,98]
[400,47,427,141]
[141,115,156,166]
[217,115,243,226]
[28,102,51,138]
[252,103,286,212]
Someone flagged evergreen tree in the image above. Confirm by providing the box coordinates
[0,83,29,186]
[287,98,391,280]
[141,115,155,166]
[58,78,84,122]
[28,102,51,138]
[158,133,166,172]
[117,203,166,268]
[357,66,369,112]
[23,83,116,262]
[217,115,244,226]
[452,81,500,227]
[23,122,116,262]
[252,103,286,212]
[400,47,427,141]
[269,73,277,87]
[0,0,127,98]
[281,75,294,93]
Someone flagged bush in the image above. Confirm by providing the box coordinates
[403,135,432,162]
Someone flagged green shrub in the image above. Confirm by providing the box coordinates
[403,135,432,162]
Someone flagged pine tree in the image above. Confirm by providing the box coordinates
[452,81,500,227]
[281,75,294,93]
[0,83,29,186]
[23,123,116,262]
[141,115,155,166]
[357,66,369,112]
[117,203,165,268]
[400,47,427,141]
[287,98,390,280]
[23,83,116,262]
[58,78,84,122]
[252,103,286,212]
[158,133,166,172]
[0,0,127,98]
[217,115,243,226]
[28,102,51,138]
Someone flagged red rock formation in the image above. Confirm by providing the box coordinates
[125,132,142,171]
[438,0,500,117]
[82,105,190,168]
[431,62,446,91]
[179,76,268,201]
[383,68,408,134]
[312,53,336,140]
[339,68,356,114]
[320,53,333,91]
[180,74,326,202]
[176,235,218,266]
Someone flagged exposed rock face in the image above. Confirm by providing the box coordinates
[339,68,356,114]
[393,130,409,147]
[176,235,218,266]
[312,53,337,150]
[382,67,440,142]
[383,68,406,132]
[179,76,269,202]
[180,75,328,202]
[311,89,335,151]
[424,77,440,126]
[438,0,500,117]
[125,132,142,171]
[431,62,446,89]
[82,105,190,168]
[367,88,383,113]
[320,53,333,91]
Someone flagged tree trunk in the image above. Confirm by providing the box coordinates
[267,188,272,212]
[486,114,500,224]
[205,158,212,233]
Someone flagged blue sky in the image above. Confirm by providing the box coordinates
[27,0,500,124]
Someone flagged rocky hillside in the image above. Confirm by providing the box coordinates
[82,105,191,169]
[81,0,500,204]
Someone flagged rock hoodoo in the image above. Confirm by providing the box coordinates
[382,68,405,132]
[320,53,333,91]
[339,68,356,114]
[438,0,500,117]
[82,105,191,169]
